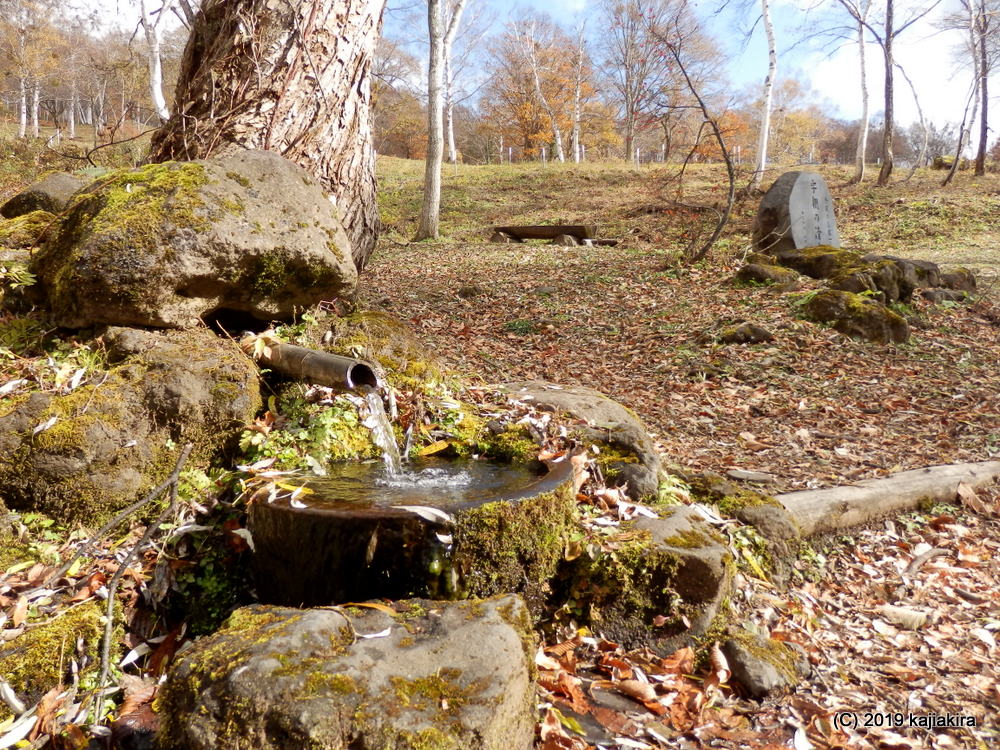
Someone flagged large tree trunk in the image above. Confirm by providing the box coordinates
[18,78,27,139]
[149,0,386,271]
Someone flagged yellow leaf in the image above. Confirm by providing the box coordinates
[417,440,450,456]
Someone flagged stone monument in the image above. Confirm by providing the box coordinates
[752,171,840,256]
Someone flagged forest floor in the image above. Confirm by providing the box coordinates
[365,157,1000,749]
[1,152,998,749]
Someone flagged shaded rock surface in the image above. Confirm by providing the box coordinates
[0,327,260,523]
[567,506,732,656]
[498,381,661,499]
[31,150,356,329]
[734,262,799,289]
[722,634,810,699]
[921,288,969,304]
[0,172,88,218]
[938,268,976,292]
[718,322,774,345]
[802,290,909,344]
[157,596,537,750]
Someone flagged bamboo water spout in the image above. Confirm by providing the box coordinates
[242,333,378,391]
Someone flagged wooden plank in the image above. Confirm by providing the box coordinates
[494,225,598,241]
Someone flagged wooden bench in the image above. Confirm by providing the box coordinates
[493,225,597,242]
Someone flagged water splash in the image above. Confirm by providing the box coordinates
[363,389,403,476]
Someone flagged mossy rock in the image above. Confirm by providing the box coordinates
[734,263,799,290]
[0,327,260,524]
[497,381,661,499]
[0,601,113,721]
[938,267,976,292]
[717,322,774,345]
[292,309,446,391]
[559,507,733,656]
[156,597,537,750]
[31,151,356,329]
[778,246,865,280]
[0,171,88,219]
[722,633,810,698]
[801,289,909,344]
[0,210,55,250]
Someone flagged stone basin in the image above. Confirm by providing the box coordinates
[249,457,577,607]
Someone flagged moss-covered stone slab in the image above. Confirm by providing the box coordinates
[734,262,799,290]
[31,151,356,329]
[0,210,55,250]
[0,601,111,721]
[0,172,88,219]
[157,596,537,750]
[561,507,732,656]
[861,254,941,291]
[249,458,577,610]
[778,245,864,280]
[497,381,661,499]
[801,289,909,344]
[0,327,260,524]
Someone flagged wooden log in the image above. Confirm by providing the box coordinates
[776,461,1000,537]
[493,225,597,241]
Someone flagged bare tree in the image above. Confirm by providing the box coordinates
[150,0,387,270]
[414,0,447,240]
[750,0,777,190]
[601,0,674,161]
[137,0,177,123]
[570,21,588,163]
[834,0,873,183]
[515,19,567,162]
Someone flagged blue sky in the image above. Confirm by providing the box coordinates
[98,0,981,132]
[385,0,980,131]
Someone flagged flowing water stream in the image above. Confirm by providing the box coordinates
[362,389,402,476]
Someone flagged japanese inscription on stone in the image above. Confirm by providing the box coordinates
[787,172,840,249]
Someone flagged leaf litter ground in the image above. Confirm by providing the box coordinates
[363,160,1000,748]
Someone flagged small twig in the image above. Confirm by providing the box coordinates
[93,443,193,721]
[954,588,986,604]
[904,547,949,576]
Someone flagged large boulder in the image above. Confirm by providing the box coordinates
[157,596,537,750]
[0,327,260,523]
[0,172,89,219]
[31,150,356,329]
[498,381,661,499]
[801,289,909,344]
[562,506,732,655]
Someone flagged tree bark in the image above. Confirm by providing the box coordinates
[30,80,39,138]
[18,77,27,139]
[876,0,894,186]
[751,0,776,190]
[414,0,445,241]
[852,14,869,183]
[149,0,386,271]
[974,0,988,176]
[140,0,174,123]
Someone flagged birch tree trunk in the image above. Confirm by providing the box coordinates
[140,0,174,123]
[68,80,76,139]
[973,0,989,176]
[751,0,776,190]
[18,78,27,139]
[149,0,386,271]
[441,0,468,165]
[30,80,39,138]
[852,11,870,183]
[570,23,586,164]
[521,23,565,162]
[414,0,445,240]
[444,52,457,163]
[876,0,895,186]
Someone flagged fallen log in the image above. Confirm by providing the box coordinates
[776,461,1000,537]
